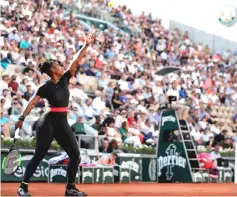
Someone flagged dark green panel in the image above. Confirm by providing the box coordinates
[93,167,103,183]
[157,109,192,183]
[81,167,94,184]
[103,167,114,183]
[142,158,157,182]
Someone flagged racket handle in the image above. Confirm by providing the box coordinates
[14,128,20,139]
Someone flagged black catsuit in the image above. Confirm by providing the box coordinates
[23,71,80,184]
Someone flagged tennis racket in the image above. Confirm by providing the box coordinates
[2,128,22,175]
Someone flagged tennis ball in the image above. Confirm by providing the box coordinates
[108,1,114,8]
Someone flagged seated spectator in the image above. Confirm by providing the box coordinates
[214,129,227,146]
[142,120,158,144]
[220,137,234,149]
[210,121,221,135]
[105,82,114,109]
[0,73,9,95]
[0,110,11,138]
[23,84,35,100]
[92,116,106,135]
[70,82,88,101]
[8,98,22,119]
[128,121,144,143]
[92,115,102,130]
[8,74,19,97]
[99,137,109,153]
[1,89,11,110]
[19,77,29,95]
[107,139,119,153]
[83,98,95,125]
[210,145,221,161]
[105,119,122,142]
[68,106,80,125]
[120,121,142,147]
[200,130,211,145]
[112,90,124,109]
[127,111,135,127]
[98,73,108,89]
[137,100,147,113]
[115,110,127,128]
[71,115,86,134]
[92,92,106,115]
[207,134,215,149]
[210,145,229,167]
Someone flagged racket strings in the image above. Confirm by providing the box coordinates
[3,149,21,175]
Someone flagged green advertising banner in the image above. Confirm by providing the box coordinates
[141,158,157,182]
[48,165,79,183]
[157,109,193,183]
[1,152,57,182]
[118,157,142,181]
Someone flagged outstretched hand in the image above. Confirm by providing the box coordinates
[85,30,95,45]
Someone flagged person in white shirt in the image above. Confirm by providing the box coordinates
[115,58,126,72]
[118,75,129,91]
[70,83,88,101]
[1,89,11,110]
[92,93,106,115]
[83,99,95,125]
[142,120,158,144]
[128,121,142,137]
[210,122,221,135]
[0,73,9,95]
[152,80,164,102]
[137,100,147,113]
[115,110,127,129]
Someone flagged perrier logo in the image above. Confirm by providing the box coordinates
[162,115,176,126]
[158,144,187,180]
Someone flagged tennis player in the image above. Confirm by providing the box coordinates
[15,31,95,196]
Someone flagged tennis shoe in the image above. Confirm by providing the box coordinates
[18,187,31,196]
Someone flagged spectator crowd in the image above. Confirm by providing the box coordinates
[0,0,237,153]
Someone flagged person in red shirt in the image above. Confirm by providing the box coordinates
[8,74,19,97]
[127,111,135,127]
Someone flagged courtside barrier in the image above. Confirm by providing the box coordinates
[1,149,235,183]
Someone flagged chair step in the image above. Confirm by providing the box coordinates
[186,149,196,151]
[181,130,189,133]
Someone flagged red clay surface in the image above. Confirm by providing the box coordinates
[1,183,237,196]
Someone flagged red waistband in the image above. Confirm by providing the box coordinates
[49,107,68,112]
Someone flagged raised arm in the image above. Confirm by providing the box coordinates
[15,95,41,129]
[67,31,95,76]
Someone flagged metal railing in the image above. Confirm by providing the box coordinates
[74,134,105,150]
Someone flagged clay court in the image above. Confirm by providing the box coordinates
[1,183,237,196]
